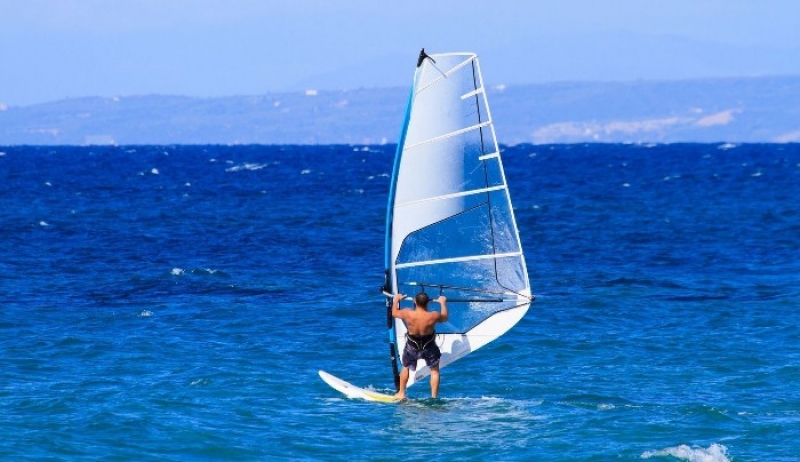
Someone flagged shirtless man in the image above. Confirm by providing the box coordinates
[391,292,448,399]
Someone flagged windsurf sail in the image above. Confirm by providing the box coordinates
[384,50,533,389]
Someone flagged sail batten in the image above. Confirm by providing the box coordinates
[415,54,478,94]
[395,185,506,208]
[385,50,532,390]
[461,87,485,100]
[395,251,523,269]
[403,120,493,150]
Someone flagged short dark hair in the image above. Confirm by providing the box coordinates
[414,292,430,307]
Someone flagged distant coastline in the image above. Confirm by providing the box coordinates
[2,76,800,145]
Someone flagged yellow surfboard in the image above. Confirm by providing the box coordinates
[318,370,402,403]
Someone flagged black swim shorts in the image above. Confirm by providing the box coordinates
[402,334,441,371]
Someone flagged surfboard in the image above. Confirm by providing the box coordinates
[318,370,402,403]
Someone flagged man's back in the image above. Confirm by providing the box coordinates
[391,292,449,335]
[404,308,441,336]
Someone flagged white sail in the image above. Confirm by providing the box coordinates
[385,51,532,388]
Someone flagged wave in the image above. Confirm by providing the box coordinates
[169,267,228,277]
[225,162,269,172]
[641,443,729,462]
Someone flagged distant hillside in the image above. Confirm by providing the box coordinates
[2,76,800,145]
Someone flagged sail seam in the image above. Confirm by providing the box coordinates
[395,185,506,208]
[395,251,522,269]
[404,120,492,150]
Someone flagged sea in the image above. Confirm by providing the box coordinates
[1,143,798,461]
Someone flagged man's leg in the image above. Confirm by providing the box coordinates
[394,367,409,399]
[429,365,440,398]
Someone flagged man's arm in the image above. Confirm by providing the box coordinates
[391,293,407,320]
[436,296,448,323]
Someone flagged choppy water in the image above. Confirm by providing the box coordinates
[1,143,798,461]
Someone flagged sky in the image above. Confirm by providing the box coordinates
[2,0,800,106]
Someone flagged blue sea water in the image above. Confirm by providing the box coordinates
[1,143,798,461]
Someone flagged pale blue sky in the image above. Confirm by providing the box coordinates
[2,0,800,106]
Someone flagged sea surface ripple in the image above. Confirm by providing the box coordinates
[1,143,798,461]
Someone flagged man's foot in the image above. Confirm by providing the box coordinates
[393,392,406,400]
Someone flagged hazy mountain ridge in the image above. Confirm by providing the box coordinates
[2,76,799,145]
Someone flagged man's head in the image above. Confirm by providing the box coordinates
[414,292,430,308]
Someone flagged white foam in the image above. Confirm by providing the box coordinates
[641,443,729,462]
[151,168,159,175]
[226,163,267,172]
[171,268,185,276]
[139,310,153,317]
